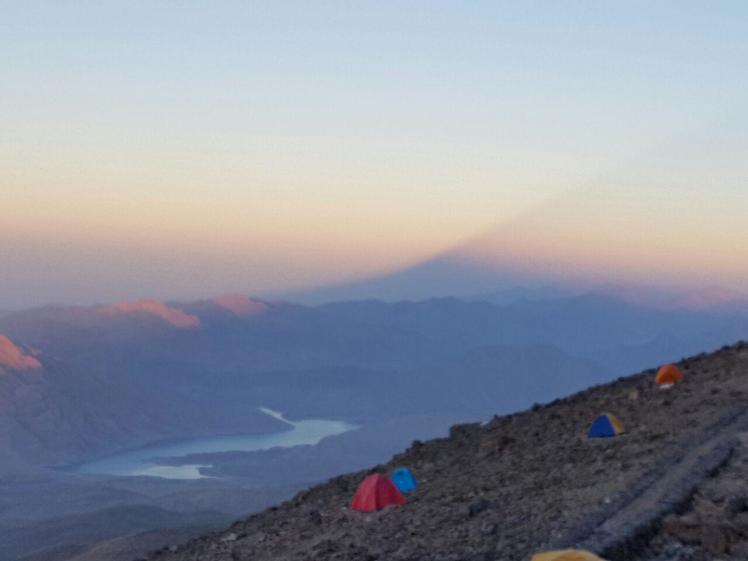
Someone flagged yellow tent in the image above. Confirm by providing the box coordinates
[531,550,607,561]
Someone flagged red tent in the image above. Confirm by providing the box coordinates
[351,474,406,512]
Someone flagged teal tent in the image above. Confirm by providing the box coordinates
[390,467,417,493]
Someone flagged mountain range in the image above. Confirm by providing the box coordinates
[0,289,747,559]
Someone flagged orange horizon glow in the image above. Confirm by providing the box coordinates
[3,3,748,308]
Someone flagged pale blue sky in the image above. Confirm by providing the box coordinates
[2,2,748,307]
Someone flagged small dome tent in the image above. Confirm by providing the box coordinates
[588,413,624,438]
[351,474,406,512]
[390,467,417,493]
[532,550,608,561]
[655,364,684,386]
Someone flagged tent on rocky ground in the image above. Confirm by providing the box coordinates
[531,549,608,561]
[587,413,625,438]
[390,467,417,493]
[655,363,684,387]
[351,473,406,512]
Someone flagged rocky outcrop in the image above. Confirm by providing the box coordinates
[632,431,748,560]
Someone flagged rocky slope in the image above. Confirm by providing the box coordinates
[633,432,748,560]
[142,342,748,561]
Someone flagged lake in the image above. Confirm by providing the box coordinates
[75,408,358,479]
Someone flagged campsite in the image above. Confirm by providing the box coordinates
[145,342,748,560]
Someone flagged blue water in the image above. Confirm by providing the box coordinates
[75,408,357,480]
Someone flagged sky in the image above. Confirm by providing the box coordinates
[2,2,748,308]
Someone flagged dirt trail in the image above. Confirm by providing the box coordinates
[563,409,748,559]
[629,429,748,560]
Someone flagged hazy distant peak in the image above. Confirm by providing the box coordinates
[104,299,201,328]
[0,335,42,370]
[592,285,748,313]
[214,294,268,316]
[670,287,748,311]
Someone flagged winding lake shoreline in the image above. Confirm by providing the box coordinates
[74,408,358,480]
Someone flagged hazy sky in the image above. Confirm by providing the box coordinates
[2,2,748,307]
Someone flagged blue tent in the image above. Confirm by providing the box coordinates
[390,467,417,493]
[587,413,624,438]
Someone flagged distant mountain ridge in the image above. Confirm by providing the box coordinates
[1,291,747,560]
[283,246,748,316]
[0,290,745,470]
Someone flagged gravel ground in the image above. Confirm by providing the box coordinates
[633,431,748,561]
[142,342,748,561]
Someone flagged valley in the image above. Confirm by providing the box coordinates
[0,293,746,559]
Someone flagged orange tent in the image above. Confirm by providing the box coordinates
[655,364,684,386]
[351,474,406,512]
